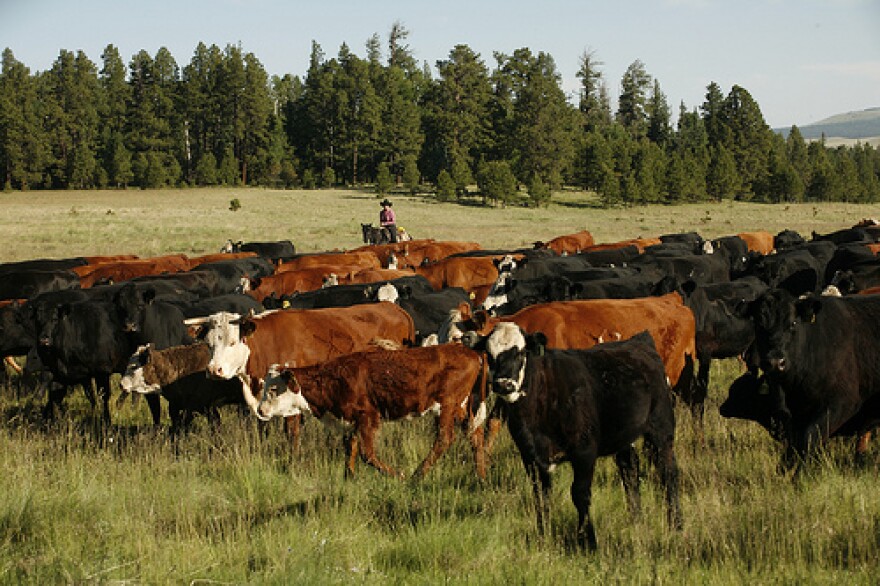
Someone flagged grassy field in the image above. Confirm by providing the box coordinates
[1,188,878,584]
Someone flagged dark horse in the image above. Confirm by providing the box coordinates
[361,223,393,245]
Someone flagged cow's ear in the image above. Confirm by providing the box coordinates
[460,331,484,350]
[239,319,257,337]
[526,332,548,355]
[142,288,156,304]
[251,277,262,289]
[57,303,72,319]
[795,296,822,324]
[399,285,413,299]
[680,279,697,297]
[569,282,583,297]
[472,310,489,329]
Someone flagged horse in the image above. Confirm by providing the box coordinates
[361,223,392,245]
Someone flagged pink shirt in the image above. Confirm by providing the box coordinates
[380,207,396,226]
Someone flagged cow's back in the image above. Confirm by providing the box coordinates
[245,303,415,378]
[508,293,696,387]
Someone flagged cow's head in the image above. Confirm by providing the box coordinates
[185,311,252,379]
[481,322,546,403]
[120,344,162,394]
[376,283,399,303]
[748,289,822,375]
[114,283,156,333]
[719,371,788,441]
[258,364,311,421]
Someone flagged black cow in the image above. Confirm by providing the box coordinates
[680,276,769,406]
[774,229,806,251]
[40,299,132,424]
[466,325,682,550]
[743,240,836,296]
[811,227,875,246]
[576,245,642,267]
[743,289,880,466]
[397,287,471,344]
[720,371,878,462]
[0,269,81,301]
[659,231,707,254]
[192,257,275,293]
[0,257,87,274]
[630,250,730,287]
[239,240,297,262]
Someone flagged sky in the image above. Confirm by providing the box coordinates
[1,0,878,129]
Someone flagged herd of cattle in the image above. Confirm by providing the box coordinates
[2,221,880,549]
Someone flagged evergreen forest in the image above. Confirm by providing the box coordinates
[1,23,878,205]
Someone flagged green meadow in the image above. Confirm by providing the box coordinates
[0,188,877,584]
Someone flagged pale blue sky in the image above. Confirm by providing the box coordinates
[1,0,878,128]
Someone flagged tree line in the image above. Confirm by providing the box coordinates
[1,23,878,205]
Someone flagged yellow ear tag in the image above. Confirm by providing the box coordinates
[282,300,291,309]
[469,292,476,300]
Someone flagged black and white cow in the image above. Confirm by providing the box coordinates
[465,324,682,550]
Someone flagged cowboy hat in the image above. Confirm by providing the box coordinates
[380,199,392,206]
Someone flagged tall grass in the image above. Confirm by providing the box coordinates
[1,188,878,583]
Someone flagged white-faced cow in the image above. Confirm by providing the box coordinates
[256,344,489,480]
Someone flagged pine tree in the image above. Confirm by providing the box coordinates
[492,48,577,187]
[435,169,455,202]
[99,45,132,188]
[422,44,492,186]
[477,159,517,206]
[576,49,612,133]
[646,80,671,147]
[616,60,651,140]
[706,144,740,201]
[701,81,726,146]
[719,85,772,197]
[0,49,48,189]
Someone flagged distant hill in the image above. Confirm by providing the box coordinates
[775,107,880,141]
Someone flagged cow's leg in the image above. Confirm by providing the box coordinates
[413,413,457,481]
[95,373,113,427]
[855,431,872,465]
[614,444,641,517]
[145,394,162,426]
[43,382,68,421]
[645,400,683,531]
[353,413,401,479]
[284,414,303,451]
[484,401,507,456]
[569,450,598,551]
[344,432,359,478]
[467,421,487,480]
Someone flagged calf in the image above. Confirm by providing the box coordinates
[257,344,489,479]
[466,325,682,550]
[121,343,244,432]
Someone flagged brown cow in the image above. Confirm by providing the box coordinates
[344,267,417,284]
[536,229,595,255]
[442,292,697,401]
[275,251,381,273]
[185,251,259,269]
[415,255,520,304]
[73,255,191,287]
[583,237,662,253]
[185,303,416,407]
[737,231,775,255]
[245,265,354,300]
[257,344,489,479]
